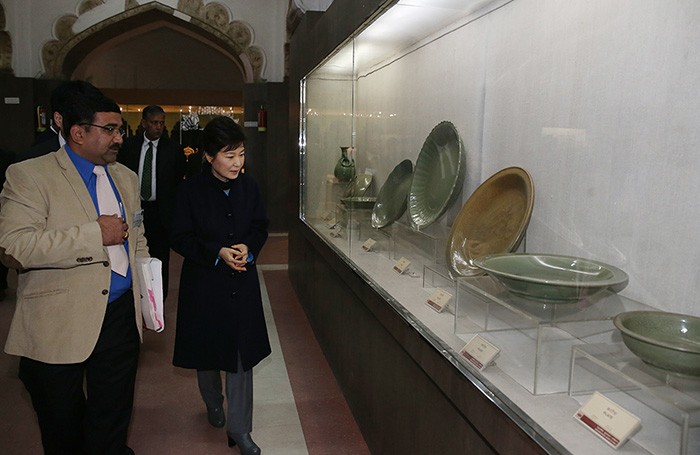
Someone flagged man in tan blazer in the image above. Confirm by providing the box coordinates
[0,86,149,455]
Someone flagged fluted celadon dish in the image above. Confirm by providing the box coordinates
[371,159,413,228]
[408,121,465,229]
[614,311,700,377]
[446,167,534,277]
[472,253,628,303]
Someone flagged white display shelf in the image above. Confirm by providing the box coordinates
[455,276,655,395]
[569,343,700,455]
[354,220,449,277]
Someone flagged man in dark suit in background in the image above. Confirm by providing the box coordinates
[17,81,104,162]
[119,105,186,298]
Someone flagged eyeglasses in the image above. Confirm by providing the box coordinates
[79,123,126,137]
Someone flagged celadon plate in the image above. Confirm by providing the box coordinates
[614,311,700,376]
[473,253,629,303]
[371,159,414,228]
[342,174,373,198]
[340,196,377,210]
[408,121,465,228]
[446,167,534,277]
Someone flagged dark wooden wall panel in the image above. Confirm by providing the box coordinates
[292,223,495,454]
[243,82,290,232]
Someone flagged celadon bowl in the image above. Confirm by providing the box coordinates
[408,121,465,228]
[614,311,700,377]
[472,253,629,303]
[446,167,534,277]
[343,174,373,198]
[371,159,413,228]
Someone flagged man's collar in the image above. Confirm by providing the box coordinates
[143,133,160,147]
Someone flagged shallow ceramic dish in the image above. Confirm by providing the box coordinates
[614,311,700,377]
[408,121,465,228]
[446,167,534,277]
[473,253,629,303]
[343,174,373,198]
[371,160,414,228]
[340,196,377,210]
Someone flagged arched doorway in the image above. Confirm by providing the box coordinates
[44,1,264,83]
[41,1,267,135]
[41,1,269,156]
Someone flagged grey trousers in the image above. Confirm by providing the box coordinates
[197,364,253,435]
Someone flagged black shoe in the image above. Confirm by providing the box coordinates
[227,433,260,455]
[207,407,225,427]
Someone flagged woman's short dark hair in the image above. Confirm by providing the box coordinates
[202,116,246,157]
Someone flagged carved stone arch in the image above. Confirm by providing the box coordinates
[78,0,105,16]
[177,0,205,19]
[204,2,230,28]
[41,1,266,82]
[0,3,12,75]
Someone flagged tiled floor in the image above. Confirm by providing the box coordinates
[0,233,370,454]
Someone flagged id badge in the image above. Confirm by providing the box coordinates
[133,209,144,228]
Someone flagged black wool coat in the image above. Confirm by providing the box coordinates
[170,169,270,372]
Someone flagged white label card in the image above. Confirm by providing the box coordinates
[426,288,453,313]
[329,225,342,238]
[393,257,411,274]
[362,238,377,251]
[574,392,641,449]
[459,335,499,371]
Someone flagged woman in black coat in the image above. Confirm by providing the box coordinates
[170,116,269,455]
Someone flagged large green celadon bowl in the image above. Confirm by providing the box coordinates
[408,121,465,228]
[472,253,629,303]
[614,311,700,377]
[371,159,413,228]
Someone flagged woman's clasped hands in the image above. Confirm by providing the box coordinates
[219,243,249,272]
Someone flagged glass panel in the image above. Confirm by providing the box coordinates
[299,1,700,453]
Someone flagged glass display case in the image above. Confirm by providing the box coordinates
[455,276,654,395]
[570,343,700,455]
[299,1,700,453]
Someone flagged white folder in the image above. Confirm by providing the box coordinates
[135,257,164,332]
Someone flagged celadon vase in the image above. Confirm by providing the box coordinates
[334,146,356,182]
